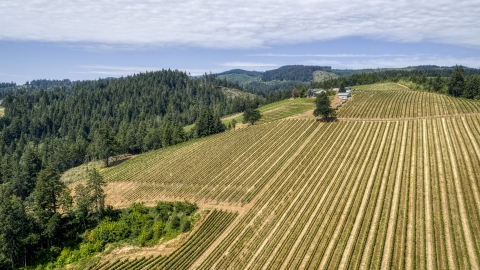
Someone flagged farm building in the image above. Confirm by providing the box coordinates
[338,92,351,100]
[309,88,326,97]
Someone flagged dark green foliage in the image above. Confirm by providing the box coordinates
[0,70,262,179]
[182,220,191,232]
[447,65,465,97]
[171,216,181,229]
[244,80,308,93]
[32,166,64,216]
[338,81,346,93]
[194,107,225,138]
[31,166,65,250]
[216,69,263,77]
[463,74,480,99]
[243,108,261,125]
[313,93,335,121]
[88,125,117,167]
[48,201,198,267]
[86,169,106,221]
[74,184,91,231]
[0,186,31,269]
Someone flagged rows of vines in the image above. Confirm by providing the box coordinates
[96,84,480,269]
[103,119,319,207]
[195,117,480,269]
[337,86,480,119]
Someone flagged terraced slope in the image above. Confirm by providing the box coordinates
[197,116,480,269]
[99,83,480,269]
[104,119,319,206]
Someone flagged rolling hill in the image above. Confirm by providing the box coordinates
[86,83,480,269]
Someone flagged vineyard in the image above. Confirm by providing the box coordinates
[337,83,480,119]
[97,83,480,269]
[103,118,320,206]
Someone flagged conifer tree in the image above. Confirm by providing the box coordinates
[313,93,335,121]
[447,65,465,97]
[32,166,64,248]
[87,168,106,222]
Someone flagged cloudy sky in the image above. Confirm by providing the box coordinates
[1,0,479,83]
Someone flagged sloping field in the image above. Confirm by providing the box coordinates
[338,84,480,119]
[103,119,320,206]
[196,116,480,269]
[222,98,315,127]
[100,83,480,269]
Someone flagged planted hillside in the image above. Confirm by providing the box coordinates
[97,83,480,269]
[337,83,480,119]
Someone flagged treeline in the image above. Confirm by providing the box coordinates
[313,65,480,99]
[0,70,266,178]
[0,167,108,269]
[0,80,76,100]
[0,164,197,269]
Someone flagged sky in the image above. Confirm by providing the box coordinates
[1,0,479,84]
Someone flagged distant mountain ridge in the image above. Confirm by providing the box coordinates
[216,64,475,82]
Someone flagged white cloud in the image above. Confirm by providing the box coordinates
[221,62,279,67]
[0,72,28,78]
[248,53,411,58]
[0,0,479,49]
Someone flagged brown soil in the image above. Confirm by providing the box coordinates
[103,183,250,214]
[405,121,417,270]
[423,120,435,270]
[338,122,391,269]
[359,122,397,269]
[440,119,480,268]
[433,120,457,269]
[318,122,383,269]
[380,123,408,269]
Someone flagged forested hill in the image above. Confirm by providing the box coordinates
[217,69,263,77]
[261,65,331,81]
[0,70,265,194]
